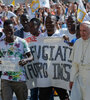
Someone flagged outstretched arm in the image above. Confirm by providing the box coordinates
[19,52,33,66]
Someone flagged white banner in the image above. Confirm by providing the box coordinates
[0,57,20,72]
[25,37,72,90]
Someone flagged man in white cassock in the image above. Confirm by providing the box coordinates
[69,21,90,100]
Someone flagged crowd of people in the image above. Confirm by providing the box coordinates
[0,0,90,100]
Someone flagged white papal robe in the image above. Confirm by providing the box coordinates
[70,38,90,100]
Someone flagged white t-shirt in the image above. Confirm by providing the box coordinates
[59,28,76,42]
[41,30,65,37]
[2,11,17,19]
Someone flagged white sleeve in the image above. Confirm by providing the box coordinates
[70,62,79,82]
[70,44,79,82]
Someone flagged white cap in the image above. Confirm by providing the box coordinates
[82,21,90,25]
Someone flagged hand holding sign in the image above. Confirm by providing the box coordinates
[19,59,28,66]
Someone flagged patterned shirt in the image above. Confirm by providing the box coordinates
[0,37,30,81]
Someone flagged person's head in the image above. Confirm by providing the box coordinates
[20,14,30,31]
[73,2,78,12]
[10,16,17,25]
[1,16,8,22]
[45,14,57,36]
[56,5,64,15]
[3,19,14,41]
[66,16,76,34]
[29,18,41,36]
[9,4,14,12]
[38,8,44,13]
[56,6,61,15]
[80,21,90,40]
[3,6,8,12]
[1,4,5,10]
[45,7,50,13]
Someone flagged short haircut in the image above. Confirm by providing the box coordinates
[3,19,13,27]
[30,18,41,27]
[47,14,59,22]
[20,14,30,21]
[67,16,74,23]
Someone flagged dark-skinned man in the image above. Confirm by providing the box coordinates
[0,19,33,100]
